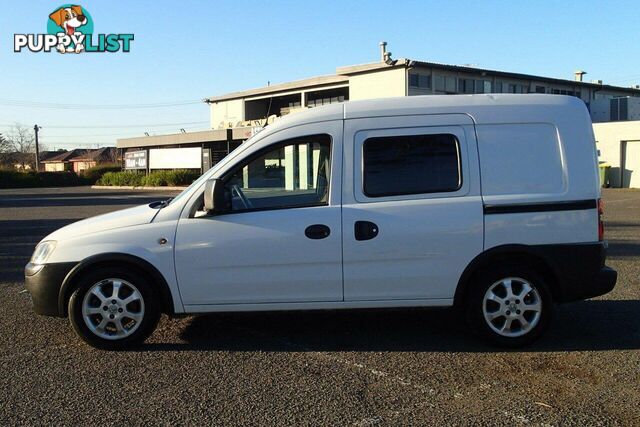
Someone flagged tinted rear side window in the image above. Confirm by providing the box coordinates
[363,134,461,197]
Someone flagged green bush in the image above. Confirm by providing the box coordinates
[165,169,200,186]
[81,163,121,184]
[97,171,145,186]
[141,170,170,187]
[96,169,200,187]
[0,169,83,188]
[0,169,36,188]
[36,171,83,187]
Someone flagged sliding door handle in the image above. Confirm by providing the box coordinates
[354,221,379,241]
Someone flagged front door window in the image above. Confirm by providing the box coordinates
[225,135,331,211]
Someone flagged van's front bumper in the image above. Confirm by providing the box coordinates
[24,262,76,317]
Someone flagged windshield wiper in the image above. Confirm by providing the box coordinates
[149,197,173,209]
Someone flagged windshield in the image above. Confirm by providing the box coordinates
[166,168,213,206]
[166,130,263,206]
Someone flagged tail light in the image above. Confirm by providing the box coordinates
[598,198,604,241]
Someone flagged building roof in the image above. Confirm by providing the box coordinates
[42,148,88,163]
[406,59,640,93]
[204,74,350,103]
[68,147,116,162]
[205,57,640,102]
[117,129,229,149]
[39,150,65,162]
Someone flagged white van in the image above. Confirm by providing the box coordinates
[25,94,616,349]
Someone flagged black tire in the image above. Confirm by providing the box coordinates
[68,266,161,350]
[466,265,553,348]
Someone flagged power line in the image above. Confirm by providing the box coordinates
[0,98,203,110]
[37,126,210,138]
[0,120,209,129]
[41,141,115,146]
[607,77,640,85]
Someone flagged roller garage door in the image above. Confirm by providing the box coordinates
[621,141,640,188]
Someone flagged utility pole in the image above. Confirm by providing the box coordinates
[34,124,41,172]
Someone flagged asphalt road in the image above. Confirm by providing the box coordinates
[0,186,638,425]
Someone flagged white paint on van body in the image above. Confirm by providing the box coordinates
[342,115,483,301]
[38,94,601,314]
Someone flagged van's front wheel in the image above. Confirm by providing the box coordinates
[467,267,553,347]
[68,267,160,350]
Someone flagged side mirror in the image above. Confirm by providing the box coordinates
[204,179,228,214]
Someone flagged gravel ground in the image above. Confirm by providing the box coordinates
[0,186,638,425]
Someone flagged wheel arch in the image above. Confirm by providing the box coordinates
[58,253,175,317]
[454,244,561,308]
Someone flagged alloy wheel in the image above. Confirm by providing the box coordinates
[81,278,145,340]
[482,277,542,338]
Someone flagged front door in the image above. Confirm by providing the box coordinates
[174,122,344,307]
[342,114,484,302]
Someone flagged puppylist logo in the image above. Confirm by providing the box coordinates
[14,4,134,54]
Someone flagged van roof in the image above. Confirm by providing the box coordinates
[263,94,587,133]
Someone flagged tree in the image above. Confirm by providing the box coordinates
[0,133,11,168]
[7,124,36,170]
[0,134,9,152]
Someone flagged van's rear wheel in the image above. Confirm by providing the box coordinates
[467,266,553,347]
[68,267,160,350]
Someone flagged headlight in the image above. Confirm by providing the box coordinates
[30,241,56,265]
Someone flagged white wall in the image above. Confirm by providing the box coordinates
[210,99,244,129]
[349,68,406,100]
[149,147,201,170]
[593,121,640,187]
[44,162,66,172]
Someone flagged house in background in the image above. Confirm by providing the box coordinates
[1,152,33,170]
[0,150,62,171]
[41,149,88,172]
[68,147,118,174]
[37,151,65,171]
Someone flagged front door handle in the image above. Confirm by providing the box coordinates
[354,221,379,241]
[305,224,331,239]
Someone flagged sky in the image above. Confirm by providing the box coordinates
[0,0,639,150]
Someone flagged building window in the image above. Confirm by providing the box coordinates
[305,87,348,108]
[535,86,546,93]
[409,73,431,89]
[494,81,503,93]
[306,96,345,107]
[550,88,582,99]
[445,76,457,93]
[473,80,491,94]
[460,79,474,94]
[362,133,461,197]
[610,97,629,121]
[434,75,458,93]
[508,83,526,94]
[409,73,418,87]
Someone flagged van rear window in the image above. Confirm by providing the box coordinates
[363,133,462,197]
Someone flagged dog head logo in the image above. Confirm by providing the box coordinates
[46,4,94,53]
[49,5,87,36]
